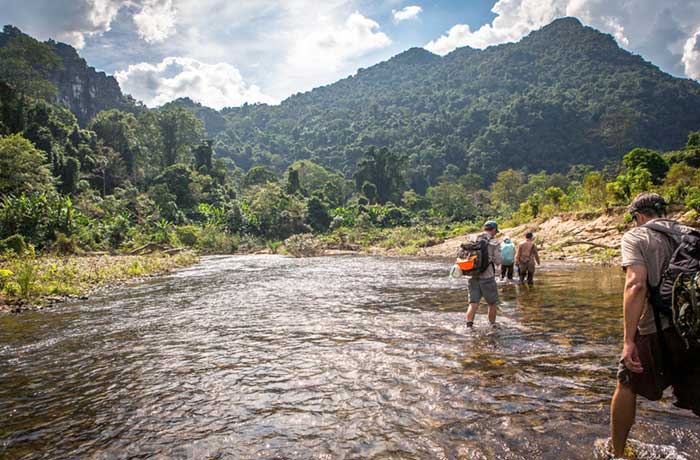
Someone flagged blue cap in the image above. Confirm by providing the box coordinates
[484,220,498,231]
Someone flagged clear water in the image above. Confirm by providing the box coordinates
[0,255,698,459]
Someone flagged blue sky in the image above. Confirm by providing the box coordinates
[1,0,700,109]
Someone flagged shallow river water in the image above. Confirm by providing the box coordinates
[1,255,698,459]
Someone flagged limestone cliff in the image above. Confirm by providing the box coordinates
[49,41,140,125]
[0,25,140,125]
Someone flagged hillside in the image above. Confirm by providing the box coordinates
[207,17,700,187]
[0,25,139,125]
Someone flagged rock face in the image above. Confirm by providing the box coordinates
[0,25,139,126]
[49,41,140,125]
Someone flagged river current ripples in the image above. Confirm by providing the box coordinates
[1,255,698,459]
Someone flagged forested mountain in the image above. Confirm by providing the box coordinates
[0,26,139,125]
[200,17,700,189]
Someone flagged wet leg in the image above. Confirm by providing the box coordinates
[466,302,479,326]
[487,303,497,325]
[611,382,637,457]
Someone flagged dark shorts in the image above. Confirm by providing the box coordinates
[468,277,499,305]
[617,328,700,416]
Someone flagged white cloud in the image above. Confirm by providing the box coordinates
[114,57,275,109]
[392,5,422,23]
[683,30,700,80]
[132,0,177,43]
[284,11,391,90]
[423,0,700,82]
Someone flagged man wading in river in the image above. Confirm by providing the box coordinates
[610,192,700,458]
[463,221,502,327]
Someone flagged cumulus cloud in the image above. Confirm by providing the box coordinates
[284,10,391,88]
[114,57,275,109]
[683,30,700,80]
[0,0,122,48]
[0,0,177,48]
[132,0,177,43]
[392,5,422,23]
[424,0,700,82]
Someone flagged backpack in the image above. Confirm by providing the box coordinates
[456,234,491,276]
[644,221,700,348]
[501,243,515,265]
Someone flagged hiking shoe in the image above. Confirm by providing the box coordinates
[466,321,474,328]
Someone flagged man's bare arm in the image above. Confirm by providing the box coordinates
[622,264,647,373]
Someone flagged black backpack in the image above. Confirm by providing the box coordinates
[457,234,491,276]
[644,221,700,348]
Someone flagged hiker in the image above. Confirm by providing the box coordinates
[610,192,700,458]
[463,221,503,327]
[515,232,540,285]
[500,237,516,280]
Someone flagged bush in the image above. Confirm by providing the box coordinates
[174,225,201,247]
[52,232,79,255]
[0,234,28,255]
[197,226,238,254]
[284,233,321,257]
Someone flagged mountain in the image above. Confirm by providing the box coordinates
[207,17,700,188]
[4,18,700,188]
[0,25,139,125]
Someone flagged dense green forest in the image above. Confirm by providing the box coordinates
[2,19,700,260]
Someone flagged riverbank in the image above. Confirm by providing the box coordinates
[320,207,700,264]
[0,251,199,313]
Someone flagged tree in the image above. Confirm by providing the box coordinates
[60,157,80,195]
[89,110,139,176]
[0,26,60,101]
[306,196,331,232]
[243,166,277,187]
[193,140,214,172]
[139,106,203,168]
[687,131,700,149]
[426,182,477,221]
[285,167,301,194]
[622,148,668,185]
[582,172,607,208]
[0,133,54,195]
[353,146,405,204]
[490,169,525,212]
[153,164,197,211]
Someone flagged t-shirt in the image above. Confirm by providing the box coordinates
[468,232,502,279]
[620,218,682,335]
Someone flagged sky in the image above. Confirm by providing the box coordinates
[1,0,700,110]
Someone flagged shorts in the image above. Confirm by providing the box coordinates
[468,277,499,305]
[617,327,700,416]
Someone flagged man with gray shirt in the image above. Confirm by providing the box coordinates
[465,221,502,327]
[610,192,700,458]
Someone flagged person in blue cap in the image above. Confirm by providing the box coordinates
[465,220,502,327]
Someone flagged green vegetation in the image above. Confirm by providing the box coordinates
[1,19,700,280]
[0,252,198,308]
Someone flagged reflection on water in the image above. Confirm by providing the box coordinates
[0,255,697,459]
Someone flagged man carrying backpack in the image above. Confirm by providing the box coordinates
[464,221,502,327]
[500,237,516,280]
[610,192,700,458]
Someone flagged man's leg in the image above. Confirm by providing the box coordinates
[488,303,497,324]
[611,382,637,457]
[500,264,506,280]
[507,265,514,280]
[518,264,526,284]
[527,262,535,285]
[466,303,479,326]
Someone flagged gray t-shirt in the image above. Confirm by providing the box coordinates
[620,218,681,335]
[468,232,502,279]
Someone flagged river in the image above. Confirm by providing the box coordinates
[0,255,697,459]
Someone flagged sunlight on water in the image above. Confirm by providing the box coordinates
[0,255,697,459]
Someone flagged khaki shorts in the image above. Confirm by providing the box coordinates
[617,327,700,416]
[468,277,499,305]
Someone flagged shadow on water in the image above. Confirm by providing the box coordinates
[0,255,698,459]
